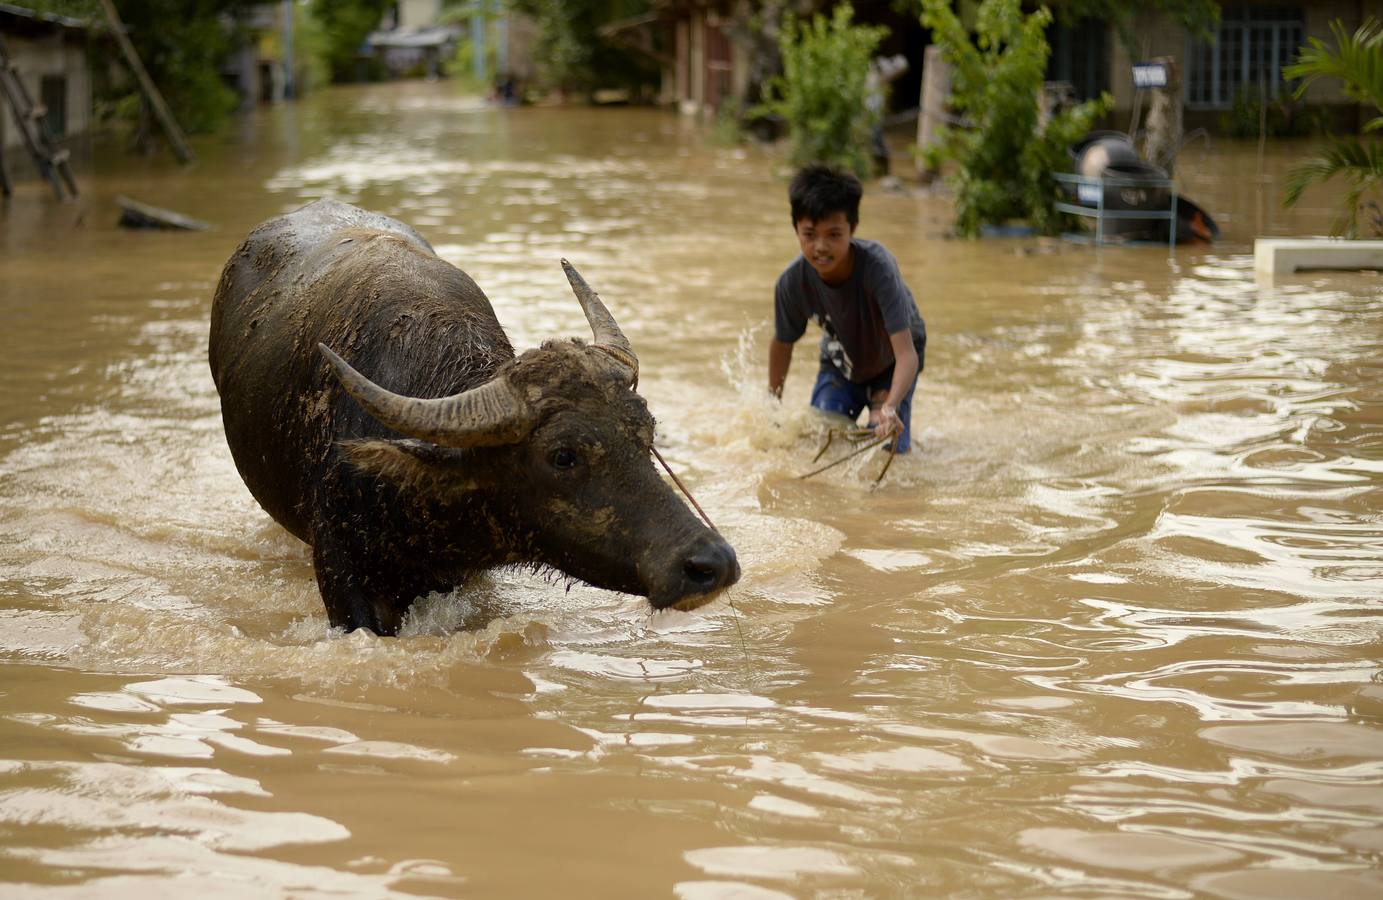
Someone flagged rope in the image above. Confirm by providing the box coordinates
[591,344,639,389]
[651,444,750,667]
[652,445,716,533]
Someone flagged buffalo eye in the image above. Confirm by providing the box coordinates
[549,447,579,470]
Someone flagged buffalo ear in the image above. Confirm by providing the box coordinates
[338,439,476,494]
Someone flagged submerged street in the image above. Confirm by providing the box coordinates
[1,81,1381,897]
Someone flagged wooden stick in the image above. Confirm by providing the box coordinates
[97,0,196,165]
[798,435,889,480]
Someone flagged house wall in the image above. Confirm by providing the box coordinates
[1298,0,1367,104]
[1105,1,1369,128]
[1106,12,1182,118]
[398,0,442,31]
[1,26,90,156]
[671,7,743,119]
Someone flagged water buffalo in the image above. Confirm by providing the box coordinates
[209,199,739,635]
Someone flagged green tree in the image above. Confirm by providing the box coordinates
[754,3,888,179]
[1282,18,1383,238]
[507,0,659,97]
[309,0,392,83]
[26,1,251,135]
[309,0,390,83]
[1048,0,1220,48]
[920,0,1111,237]
[117,1,249,134]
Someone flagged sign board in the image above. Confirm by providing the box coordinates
[1132,62,1169,90]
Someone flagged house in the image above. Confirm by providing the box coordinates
[366,0,463,80]
[1049,2,1374,132]
[606,1,923,123]
[0,3,91,180]
[665,1,745,116]
[620,1,1370,137]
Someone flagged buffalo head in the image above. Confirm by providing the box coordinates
[318,261,740,612]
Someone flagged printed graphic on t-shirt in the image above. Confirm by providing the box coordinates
[815,313,854,380]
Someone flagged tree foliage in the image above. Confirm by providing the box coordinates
[507,0,659,96]
[1282,18,1383,237]
[24,0,250,134]
[920,0,1111,237]
[310,0,393,83]
[755,3,887,179]
[1048,0,1220,49]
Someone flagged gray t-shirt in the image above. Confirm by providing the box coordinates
[774,239,926,384]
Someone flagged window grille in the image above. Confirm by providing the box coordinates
[1186,5,1304,109]
[1048,19,1110,102]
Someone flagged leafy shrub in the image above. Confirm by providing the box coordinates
[754,3,888,179]
[1219,86,1326,138]
[919,0,1112,237]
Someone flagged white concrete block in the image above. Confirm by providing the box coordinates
[1255,238,1383,275]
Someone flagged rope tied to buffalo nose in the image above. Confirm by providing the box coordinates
[650,444,750,665]
[651,445,716,534]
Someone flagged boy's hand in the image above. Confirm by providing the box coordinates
[873,404,901,440]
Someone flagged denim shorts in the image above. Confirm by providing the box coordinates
[810,361,917,453]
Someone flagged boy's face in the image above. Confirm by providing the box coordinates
[795,212,854,283]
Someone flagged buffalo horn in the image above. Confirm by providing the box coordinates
[319,344,530,448]
[561,259,639,386]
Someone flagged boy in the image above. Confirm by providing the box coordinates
[768,164,926,452]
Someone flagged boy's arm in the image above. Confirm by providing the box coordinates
[873,330,918,438]
[768,338,794,398]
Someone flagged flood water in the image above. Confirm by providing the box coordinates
[1,81,1380,898]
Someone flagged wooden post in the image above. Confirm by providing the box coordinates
[915,44,951,183]
[96,0,195,165]
[1141,56,1181,176]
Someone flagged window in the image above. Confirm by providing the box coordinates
[1187,5,1304,108]
[1048,19,1110,102]
[40,75,67,139]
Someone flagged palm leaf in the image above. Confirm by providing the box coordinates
[1283,138,1383,235]
[1285,18,1383,110]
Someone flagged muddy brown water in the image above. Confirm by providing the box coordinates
[1,81,1381,898]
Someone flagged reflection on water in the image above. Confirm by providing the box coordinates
[1,81,1381,897]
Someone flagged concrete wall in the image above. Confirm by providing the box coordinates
[1,27,91,156]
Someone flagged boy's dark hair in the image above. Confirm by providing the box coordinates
[789,164,862,229]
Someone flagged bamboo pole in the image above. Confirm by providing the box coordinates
[96,0,195,164]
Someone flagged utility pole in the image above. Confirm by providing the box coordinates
[282,0,294,99]
[472,0,487,85]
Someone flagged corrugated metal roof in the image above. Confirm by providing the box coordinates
[0,3,91,31]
